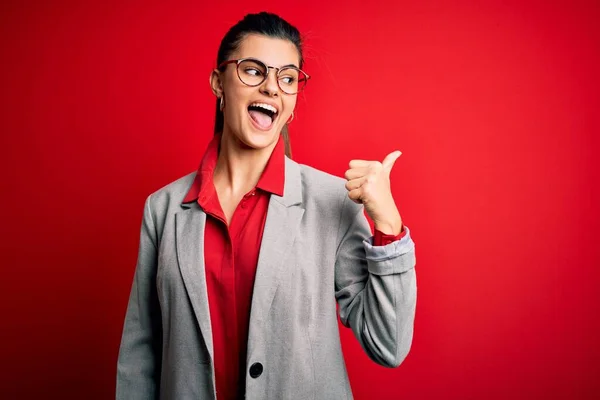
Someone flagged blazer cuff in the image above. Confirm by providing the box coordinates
[363,225,415,276]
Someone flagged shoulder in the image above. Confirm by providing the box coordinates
[300,163,345,196]
[290,158,357,216]
[293,159,364,221]
[297,161,345,190]
[144,170,197,215]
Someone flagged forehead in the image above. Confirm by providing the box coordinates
[233,34,301,67]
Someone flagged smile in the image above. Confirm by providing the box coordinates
[248,102,279,131]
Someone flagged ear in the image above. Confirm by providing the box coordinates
[210,69,223,97]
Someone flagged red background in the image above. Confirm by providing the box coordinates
[1,1,599,399]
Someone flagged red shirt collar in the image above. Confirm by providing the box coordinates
[182,133,285,204]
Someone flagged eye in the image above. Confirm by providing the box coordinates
[279,75,297,85]
[244,67,264,77]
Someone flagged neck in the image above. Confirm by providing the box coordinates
[213,130,278,196]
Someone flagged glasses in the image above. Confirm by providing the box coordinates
[218,58,310,95]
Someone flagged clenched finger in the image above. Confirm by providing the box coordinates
[349,159,372,169]
[347,188,363,203]
[345,176,367,191]
[344,167,368,180]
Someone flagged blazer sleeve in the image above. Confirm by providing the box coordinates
[334,193,417,368]
[116,194,162,399]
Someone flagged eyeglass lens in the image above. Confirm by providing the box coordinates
[237,59,307,94]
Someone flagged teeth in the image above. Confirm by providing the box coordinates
[249,102,278,114]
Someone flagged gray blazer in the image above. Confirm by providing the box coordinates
[116,156,417,400]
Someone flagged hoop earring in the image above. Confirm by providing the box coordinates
[219,96,225,111]
[287,111,294,124]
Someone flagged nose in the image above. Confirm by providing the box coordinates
[259,67,280,97]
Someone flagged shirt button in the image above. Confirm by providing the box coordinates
[241,202,247,209]
[249,362,263,378]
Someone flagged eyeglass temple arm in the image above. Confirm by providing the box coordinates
[217,60,239,69]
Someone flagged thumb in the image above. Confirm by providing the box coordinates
[382,150,402,173]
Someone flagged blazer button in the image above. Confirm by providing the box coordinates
[249,362,263,378]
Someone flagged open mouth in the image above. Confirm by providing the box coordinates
[248,102,278,130]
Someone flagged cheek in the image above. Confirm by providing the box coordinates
[226,86,244,106]
[223,87,249,121]
[282,97,298,117]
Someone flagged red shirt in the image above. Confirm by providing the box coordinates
[183,133,406,400]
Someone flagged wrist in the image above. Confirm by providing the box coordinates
[374,216,403,236]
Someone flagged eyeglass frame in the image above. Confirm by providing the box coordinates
[217,57,311,95]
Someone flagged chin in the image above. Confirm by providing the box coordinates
[238,125,280,150]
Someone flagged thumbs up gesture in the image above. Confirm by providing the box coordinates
[344,151,404,235]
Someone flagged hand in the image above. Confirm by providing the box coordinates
[344,151,403,235]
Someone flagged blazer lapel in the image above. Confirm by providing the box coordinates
[173,157,304,361]
[249,157,304,328]
[175,206,214,361]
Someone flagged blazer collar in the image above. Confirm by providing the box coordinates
[181,156,303,209]
[181,133,288,208]
[274,156,303,207]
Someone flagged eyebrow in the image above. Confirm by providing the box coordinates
[240,57,300,69]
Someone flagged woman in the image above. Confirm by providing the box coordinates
[116,11,417,400]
